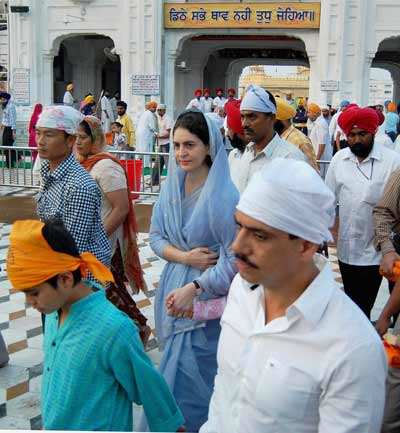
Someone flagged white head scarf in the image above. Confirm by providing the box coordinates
[237,158,335,244]
[36,105,84,135]
[240,84,277,114]
[157,104,166,110]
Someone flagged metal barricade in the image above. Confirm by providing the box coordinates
[0,146,170,199]
[0,146,333,196]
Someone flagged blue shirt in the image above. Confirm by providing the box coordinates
[386,112,399,134]
[37,153,111,266]
[42,290,184,431]
[2,101,17,130]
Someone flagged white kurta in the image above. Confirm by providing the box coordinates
[101,96,115,133]
[63,91,74,107]
[136,110,157,167]
[186,98,203,111]
[308,116,332,177]
[213,96,227,109]
[325,144,400,265]
[201,97,214,113]
[200,255,387,433]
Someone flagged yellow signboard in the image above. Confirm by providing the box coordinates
[164,3,321,29]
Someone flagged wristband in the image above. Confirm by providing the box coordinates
[193,279,203,296]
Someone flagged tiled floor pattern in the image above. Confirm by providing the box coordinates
[0,186,390,429]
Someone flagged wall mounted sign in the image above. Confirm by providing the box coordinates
[130,75,160,96]
[12,68,30,105]
[164,3,321,29]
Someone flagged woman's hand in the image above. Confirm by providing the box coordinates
[183,247,218,271]
[166,283,196,318]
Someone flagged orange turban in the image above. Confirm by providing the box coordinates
[146,101,157,110]
[388,102,397,113]
[7,220,114,290]
[307,103,321,116]
[276,99,296,121]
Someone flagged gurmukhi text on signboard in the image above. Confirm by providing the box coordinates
[130,75,160,96]
[12,68,30,105]
[164,2,321,29]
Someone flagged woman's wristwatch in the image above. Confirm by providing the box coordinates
[192,280,203,296]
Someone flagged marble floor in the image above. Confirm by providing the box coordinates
[0,186,390,430]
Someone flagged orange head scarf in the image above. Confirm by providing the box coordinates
[7,220,114,290]
[388,102,397,113]
[307,103,321,116]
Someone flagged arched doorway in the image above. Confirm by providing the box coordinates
[170,34,311,114]
[371,36,400,103]
[52,34,121,104]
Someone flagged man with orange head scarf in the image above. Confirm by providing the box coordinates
[7,219,184,432]
[307,102,332,177]
[385,101,399,143]
[136,100,158,168]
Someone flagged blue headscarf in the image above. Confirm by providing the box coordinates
[150,109,239,341]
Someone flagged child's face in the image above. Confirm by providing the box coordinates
[111,125,121,134]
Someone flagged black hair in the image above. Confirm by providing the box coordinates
[265,90,277,109]
[41,219,81,288]
[79,120,93,141]
[173,111,212,167]
[111,121,123,128]
[116,101,127,110]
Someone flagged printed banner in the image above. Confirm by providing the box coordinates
[164,2,321,29]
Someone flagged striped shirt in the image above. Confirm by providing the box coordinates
[2,101,17,130]
[373,168,400,256]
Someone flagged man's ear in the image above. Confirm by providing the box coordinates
[56,271,75,289]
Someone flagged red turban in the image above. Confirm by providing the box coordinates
[338,107,379,136]
[216,88,223,93]
[227,88,236,95]
[203,88,210,95]
[225,98,243,136]
[194,88,202,97]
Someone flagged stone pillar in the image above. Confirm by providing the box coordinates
[307,52,322,103]
[42,51,55,105]
[165,50,177,118]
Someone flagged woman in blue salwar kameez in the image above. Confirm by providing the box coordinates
[144,110,239,432]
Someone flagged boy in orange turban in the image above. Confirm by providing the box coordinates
[7,219,184,432]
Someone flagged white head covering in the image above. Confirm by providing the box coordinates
[240,84,277,114]
[157,103,166,110]
[237,158,335,244]
[36,105,84,135]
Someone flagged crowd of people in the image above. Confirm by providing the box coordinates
[2,81,400,432]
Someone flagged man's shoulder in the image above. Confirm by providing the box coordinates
[64,162,100,194]
[278,137,308,161]
[325,288,383,351]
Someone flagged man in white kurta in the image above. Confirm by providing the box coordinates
[326,106,400,319]
[63,83,75,107]
[201,89,214,113]
[186,89,203,111]
[100,91,115,133]
[307,102,332,178]
[136,101,157,168]
[200,158,387,433]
